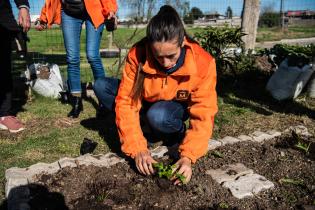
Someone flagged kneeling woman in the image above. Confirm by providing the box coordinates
[94,5,218,184]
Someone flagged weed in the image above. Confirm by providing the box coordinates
[211,151,224,158]
[218,202,229,209]
[279,178,305,186]
[153,162,186,184]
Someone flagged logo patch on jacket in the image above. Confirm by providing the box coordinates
[176,90,189,101]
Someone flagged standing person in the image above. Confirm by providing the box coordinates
[36,0,118,118]
[0,0,30,133]
[93,5,218,185]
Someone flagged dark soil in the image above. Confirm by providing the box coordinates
[32,134,315,210]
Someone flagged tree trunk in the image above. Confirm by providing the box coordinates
[241,0,260,50]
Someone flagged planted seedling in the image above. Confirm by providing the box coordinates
[279,178,305,187]
[153,162,186,184]
[211,150,224,158]
[292,130,312,154]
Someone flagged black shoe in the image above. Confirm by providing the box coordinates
[68,96,83,118]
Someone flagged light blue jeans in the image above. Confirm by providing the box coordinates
[61,11,105,93]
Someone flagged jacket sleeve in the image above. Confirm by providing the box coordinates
[39,0,61,27]
[115,50,149,158]
[179,57,218,163]
[101,0,118,17]
[14,0,30,8]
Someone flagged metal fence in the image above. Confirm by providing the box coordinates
[9,0,315,81]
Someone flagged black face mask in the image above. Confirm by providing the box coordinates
[155,47,186,75]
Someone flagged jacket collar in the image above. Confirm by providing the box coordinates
[142,37,197,76]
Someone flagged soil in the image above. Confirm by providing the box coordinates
[31,134,315,210]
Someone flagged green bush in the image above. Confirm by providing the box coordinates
[262,44,315,67]
[194,25,246,74]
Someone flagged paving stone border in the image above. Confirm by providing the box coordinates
[4,125,312,209]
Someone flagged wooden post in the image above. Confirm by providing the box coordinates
[241,0,260,50]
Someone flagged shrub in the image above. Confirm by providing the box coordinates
[194,25,246,74]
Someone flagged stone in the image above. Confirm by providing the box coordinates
[26,162,60,181]
[219,136,241,145]
[237,135,253,141]
[250,131,275,143]
[208,139,222,150]
[266,130,282,138]
[287,125,312,137]
[206,163,253,184]
[5,168,28,180]
[5,178,28,198]
[222,173,274,199]
[58,157,77,168]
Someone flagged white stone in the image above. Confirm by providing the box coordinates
[208,139,222,150]
[237,135,253,141]
[250,131,274,143]
[5,178,28,198]
[5,168,28,180]
[206,163,253,184]
[219,136,241,145]
[58,157,77,168]
[288,125,312,137]
[222,173,274,199]
[151,146,168,158]
[26,162,60,181]
[266,130,282,138]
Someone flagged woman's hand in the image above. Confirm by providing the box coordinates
[34,19,47,31]
[172,156,192,185]
[18,7,31,32]
[135,150,157,175]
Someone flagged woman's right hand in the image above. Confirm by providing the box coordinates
[135,150,157,175]
[35,19,47,31]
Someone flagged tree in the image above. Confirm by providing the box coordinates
[225,6,233,19]
[241,0,260,50]
[191,7,203,20]
[259,5,280,27]
[146,0,156,20]
[164,0,189,17]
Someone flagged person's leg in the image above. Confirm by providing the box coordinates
[93,77,120,112]
[0,26,24,132]
[61,11,84,117]
[85,19,105,80]
[146,101,188,145]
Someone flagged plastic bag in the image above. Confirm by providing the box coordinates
[266,59,314,100]
[25,63,65,98]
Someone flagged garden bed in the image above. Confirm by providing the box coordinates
[28,134,315,210]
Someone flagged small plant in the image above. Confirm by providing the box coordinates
[153,162,186,184]
[211,150,224,158]
[292,131,312,154]
[218,202,229,209]
[279,178,305,186]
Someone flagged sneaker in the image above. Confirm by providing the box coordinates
[0,116,25,133]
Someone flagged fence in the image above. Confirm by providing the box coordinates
[9,0,315,82]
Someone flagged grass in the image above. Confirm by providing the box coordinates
[256,26,315,42]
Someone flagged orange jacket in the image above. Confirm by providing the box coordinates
[115,38,218,163]
[39,0,118,28]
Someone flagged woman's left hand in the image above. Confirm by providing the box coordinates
[171,156,192,185]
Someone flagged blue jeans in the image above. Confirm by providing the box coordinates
[93,77,188,143]
[61,11,105,94]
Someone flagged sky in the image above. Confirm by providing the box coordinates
[12,0,315,18]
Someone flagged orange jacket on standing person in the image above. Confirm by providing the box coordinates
[115,37,218,164]
[39,0,118,28]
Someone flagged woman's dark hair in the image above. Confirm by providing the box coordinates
[147,5,185,46]
[130,5,185,103]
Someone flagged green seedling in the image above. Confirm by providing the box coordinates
[279,178,305,186]
[153,162,186,184]
[211,150,224,158]
[295,141,311,154]
[218,202,229,209]
[292,130,312,154]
